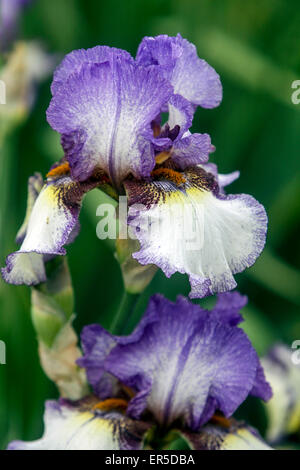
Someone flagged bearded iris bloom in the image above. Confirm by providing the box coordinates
[8,292,272,450]
[2,35,267,298]
[79,293,272,430]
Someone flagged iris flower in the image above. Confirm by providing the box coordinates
[2,35,267,298]
[8,292,272,450]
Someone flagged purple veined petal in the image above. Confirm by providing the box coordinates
[78,309,160,398]
[171,132,212,169]
[211,291,248,326]
[251,361,273,402]
[7,399,148,450]
[51,45,134,94]
[77,325,118,399]
[1,171,102,286]
[47,58,173,187]
[124,166,267,299]
[104,294,270,431]
[137,34,222,109]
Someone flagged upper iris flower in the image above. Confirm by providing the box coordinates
[8,292,272,450]
[2,35,267,298]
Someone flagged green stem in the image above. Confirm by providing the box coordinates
[109,291,140,335]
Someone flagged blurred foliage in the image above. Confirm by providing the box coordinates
[0,0,300,449]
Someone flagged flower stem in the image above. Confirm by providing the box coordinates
[109,291,140,335]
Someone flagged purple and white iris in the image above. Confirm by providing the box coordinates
[8,292,272,450]
[79,292,272,430]
[2,34,267,299]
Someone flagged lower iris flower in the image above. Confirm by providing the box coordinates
[79,293,272,430]
[8,292,272,450]
[2,36,267,298]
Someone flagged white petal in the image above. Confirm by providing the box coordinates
[126,172,267,298]
[2,177,81,285]
[8,401,139,450]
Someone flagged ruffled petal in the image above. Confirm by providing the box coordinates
[51,45,133,94]
[47,57,173,187]
[77,325,118,399]
[78,310,159,398]
[97,294,271,431]
[137,34,222,109]
[211,291,247,326]
[125,166,267,298]
[171,132,213,169]
[251,361,273,402]
[1,171,102,286]
[8,399,148,450]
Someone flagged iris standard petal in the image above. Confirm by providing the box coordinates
[96,294,271,431]
[51,45,133,94]
[8,399,148,450]
[47,58,173,187]
[1,170,102,286]
[136,34,222,109]
[171,132,213,169]
[125,166,267,299]
[164,95,213,169]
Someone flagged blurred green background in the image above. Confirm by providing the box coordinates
[1,0,300,449]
